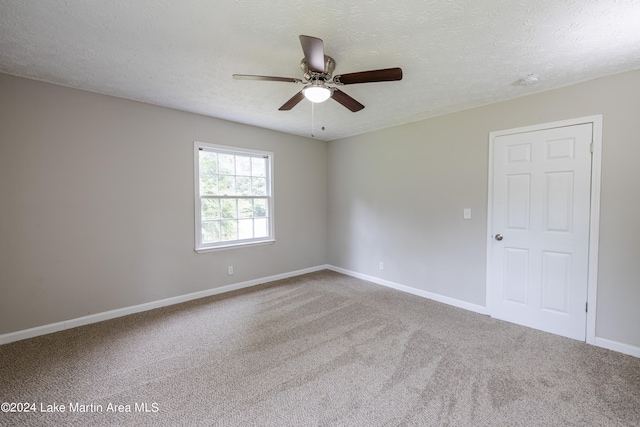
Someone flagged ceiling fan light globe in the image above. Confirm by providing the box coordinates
[303,86,331,103]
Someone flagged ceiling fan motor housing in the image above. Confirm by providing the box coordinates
[301,55,335,81]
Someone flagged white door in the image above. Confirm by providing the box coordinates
[488,123,593,341]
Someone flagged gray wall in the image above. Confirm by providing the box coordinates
[0,74,328,334]
[328,70,640,348]
[2,70,639,351]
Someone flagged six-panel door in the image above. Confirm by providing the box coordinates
[489,123,592,341]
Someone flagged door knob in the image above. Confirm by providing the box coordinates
[495,234,503,241]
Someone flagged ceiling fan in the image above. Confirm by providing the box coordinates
[233,35,403,112]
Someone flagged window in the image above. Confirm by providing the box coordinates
[194,142,274,251]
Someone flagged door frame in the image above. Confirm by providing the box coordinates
[486,115,602,344]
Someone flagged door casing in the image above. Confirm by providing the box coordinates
[486,115,602,344]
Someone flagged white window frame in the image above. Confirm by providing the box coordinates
[194,141,275,252]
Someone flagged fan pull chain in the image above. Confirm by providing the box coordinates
[311,102,315,138]
[311,102,326,138]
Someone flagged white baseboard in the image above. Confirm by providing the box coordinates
[4,265,638,359]
[0,265,329,345]
[327,265,488,315]
[327,265,640,359]
[594,337,640,358]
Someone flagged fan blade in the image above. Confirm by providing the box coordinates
[331,89,365,112]
[233,74,303,83]
[279,91,305,111]
[334,67,403,85]
[299,35,325,73]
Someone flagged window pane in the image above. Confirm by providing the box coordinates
[254,218,268,238]
[252,157,266,177]
[202,221,220,243]
[201,199,220,220]
[252,177,267,196]
[219,153,235,175]
[238,219,253,240]
[236,156,251,176]
[236,177,251,196]
[254,199,267,217]
[220,199,237,219]
[220,220,237,241]
[238,199,253,218]
[196,143,272,250]
[199,174,218,196]
[218,175,235,195]
[199,151,217,174]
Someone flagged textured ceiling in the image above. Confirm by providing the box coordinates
[1,1,640,141]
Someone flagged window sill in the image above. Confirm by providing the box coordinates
[195,239,276,253]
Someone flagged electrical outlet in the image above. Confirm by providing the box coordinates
[227,265,234,275]
[379,262,384,270]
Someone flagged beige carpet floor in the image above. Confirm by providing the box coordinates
[1,270,639,426]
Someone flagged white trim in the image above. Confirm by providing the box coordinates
[197,142,273,157]
[3,263,636,358]
[194,239,276,253]
[193,141,275,252]
[328,265,488,315]
[594,337,640,359]
[330,265,640,358]
[486,115,603,344]
[0,265,329,345]
[586,116,603,345]
[488,115,601,138]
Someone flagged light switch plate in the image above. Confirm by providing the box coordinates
[463,208,471,220]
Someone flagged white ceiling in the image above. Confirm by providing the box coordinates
[1,1,640,141]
